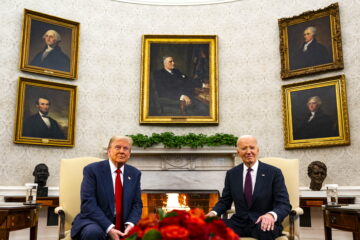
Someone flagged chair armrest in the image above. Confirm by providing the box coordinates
[221,206,235,219]
[289,207,303,240]
[291,207,304,216]
[54,206,66,239]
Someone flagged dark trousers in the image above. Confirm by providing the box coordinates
[223,218,282,240]
[75,223,108,240]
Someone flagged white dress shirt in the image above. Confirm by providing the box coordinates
[39,112,51,128]
[303,39,313,52]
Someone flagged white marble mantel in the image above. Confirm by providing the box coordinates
[102,146,238,191]
[104,146,239,171]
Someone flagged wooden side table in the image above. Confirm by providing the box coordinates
[4,196,59,226]
[322,204,360,240]
[299,196,355,227]
[0,203,40,240]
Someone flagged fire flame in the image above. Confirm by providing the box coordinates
[163,193,190,212]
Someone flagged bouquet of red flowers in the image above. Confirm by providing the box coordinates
[125,208,239,240]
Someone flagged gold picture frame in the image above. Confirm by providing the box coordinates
[14,77,77,147]
[279,3,343,79]
[20,9,80,79]
[282,74,350,149]
[140,35,218,124]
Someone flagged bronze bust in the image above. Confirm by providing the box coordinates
[33,163,49,197]
[307,161,327,191]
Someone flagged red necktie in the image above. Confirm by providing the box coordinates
[115,169,123,230]
[244,168,253,207]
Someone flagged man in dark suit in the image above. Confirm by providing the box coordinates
[294,96,338,140]
[71,136,142,240]
[207,135,291,239]
[22,96,66,139]
[291,26,332,70]
[30,29,70,72]
[153,56,209,116]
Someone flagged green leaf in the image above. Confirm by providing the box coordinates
[125,233,138,240]
[142,229,162,240]
[128,133,237,149]
[157,208,165,221]
[164,211,178,218]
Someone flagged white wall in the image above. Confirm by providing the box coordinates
[0,0,359,188]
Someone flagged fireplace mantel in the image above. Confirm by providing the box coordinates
[103,146,238,171]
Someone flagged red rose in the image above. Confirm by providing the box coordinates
[138,213,159,229]
[159,214,181,227]
[189,208,205,219]
[126,225,143,238]
[161,225,190,240]
[160,210,190,228]
[208,219,228,239]
[186,216,208,240]
[226,227,240,240]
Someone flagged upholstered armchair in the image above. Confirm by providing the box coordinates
[225,158,303,240]
[54,157,101,240]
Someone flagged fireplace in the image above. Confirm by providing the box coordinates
[141,189,219,217]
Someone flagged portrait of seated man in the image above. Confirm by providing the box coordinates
[293,96,338,140]
[22,96,66,139]
[291,26,332,70]
[30,29,70,72]
[152,56,209,116]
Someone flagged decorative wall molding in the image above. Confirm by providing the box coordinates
[111,0,241,6]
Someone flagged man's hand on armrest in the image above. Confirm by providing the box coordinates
[205,211,217,217]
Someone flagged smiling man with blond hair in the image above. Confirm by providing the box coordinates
[71,136,142,240]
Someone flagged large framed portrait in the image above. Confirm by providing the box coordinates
[282,75,350,149]
[139,35,218,124]
[279,3,343,79]
[14,77,77,147]
[19,9,80,79]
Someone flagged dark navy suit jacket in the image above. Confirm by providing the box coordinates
[22,113,66,139]
[30,45,70,72]
[213,161,291,229]
[71,160,142,238]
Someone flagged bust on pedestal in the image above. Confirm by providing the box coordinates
[33,163,49,197]
[307,161,327,191]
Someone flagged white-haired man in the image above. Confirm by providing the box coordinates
[294,96,338,140]
[291,26,331,70]
[207,135,291,240]
[71,136,142,240]
[153,56,209,116]
[30,29,70,72]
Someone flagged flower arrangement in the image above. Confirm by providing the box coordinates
[125,208,239,240]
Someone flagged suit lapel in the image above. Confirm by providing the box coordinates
[101,160,115,215]
[122,165,133,212]
[236,164,247,206]
[252,161,265,205]
[36,114,49,130]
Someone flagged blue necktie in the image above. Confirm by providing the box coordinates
[244,168,253,207]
